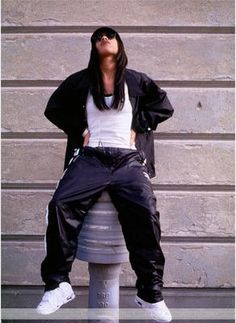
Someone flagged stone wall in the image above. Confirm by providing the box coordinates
[2,0,235,291]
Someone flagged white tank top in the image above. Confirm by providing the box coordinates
[86,82,136,149]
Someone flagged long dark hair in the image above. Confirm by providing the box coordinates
[88,27,128,111]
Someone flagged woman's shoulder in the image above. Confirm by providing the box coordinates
[125,68,152,82]
[125,68,155,94]
[65,68,89,83]
[59,68,89,91]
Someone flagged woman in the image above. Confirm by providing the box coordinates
[36,26,174,322]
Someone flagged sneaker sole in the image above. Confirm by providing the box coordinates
[36,293,75,315]
[134,297,172,323]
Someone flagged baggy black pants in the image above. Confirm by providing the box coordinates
[41,146,165,302]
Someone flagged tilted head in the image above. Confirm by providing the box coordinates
[88,27,128,111]
[90,27,125,60]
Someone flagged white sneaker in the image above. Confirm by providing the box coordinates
[36,282,75,315]
[135,295,172,322]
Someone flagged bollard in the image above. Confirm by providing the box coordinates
[76,191,129,322]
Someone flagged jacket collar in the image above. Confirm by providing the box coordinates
[125,69,145,97]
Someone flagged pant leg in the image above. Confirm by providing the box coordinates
[108,153,165,303]
[41,151,110,290]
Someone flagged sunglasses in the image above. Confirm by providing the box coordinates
[92,31,116,43]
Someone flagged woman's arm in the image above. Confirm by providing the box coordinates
[141,73,174,130]
[44,77,73,134]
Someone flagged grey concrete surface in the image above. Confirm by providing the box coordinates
[2,240,234,287]
[1,286,235,323]
[1,0,235,311]
[2,88,234,134]
[2,0,234,27]
[2,140,234,184]
[2,34,234,81]
[2,190,234,237]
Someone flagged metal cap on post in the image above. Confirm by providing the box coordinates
[76,191,129,322]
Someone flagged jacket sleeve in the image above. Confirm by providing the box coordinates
[44,77,73,134]
[142,73,174,130]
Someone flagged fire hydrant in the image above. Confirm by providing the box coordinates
[76,191,129,322]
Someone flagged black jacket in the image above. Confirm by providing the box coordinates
[45,68,174,178]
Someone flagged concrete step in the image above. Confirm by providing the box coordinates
[2,286,234,323]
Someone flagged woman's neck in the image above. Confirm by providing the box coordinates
[99,57,116,80]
